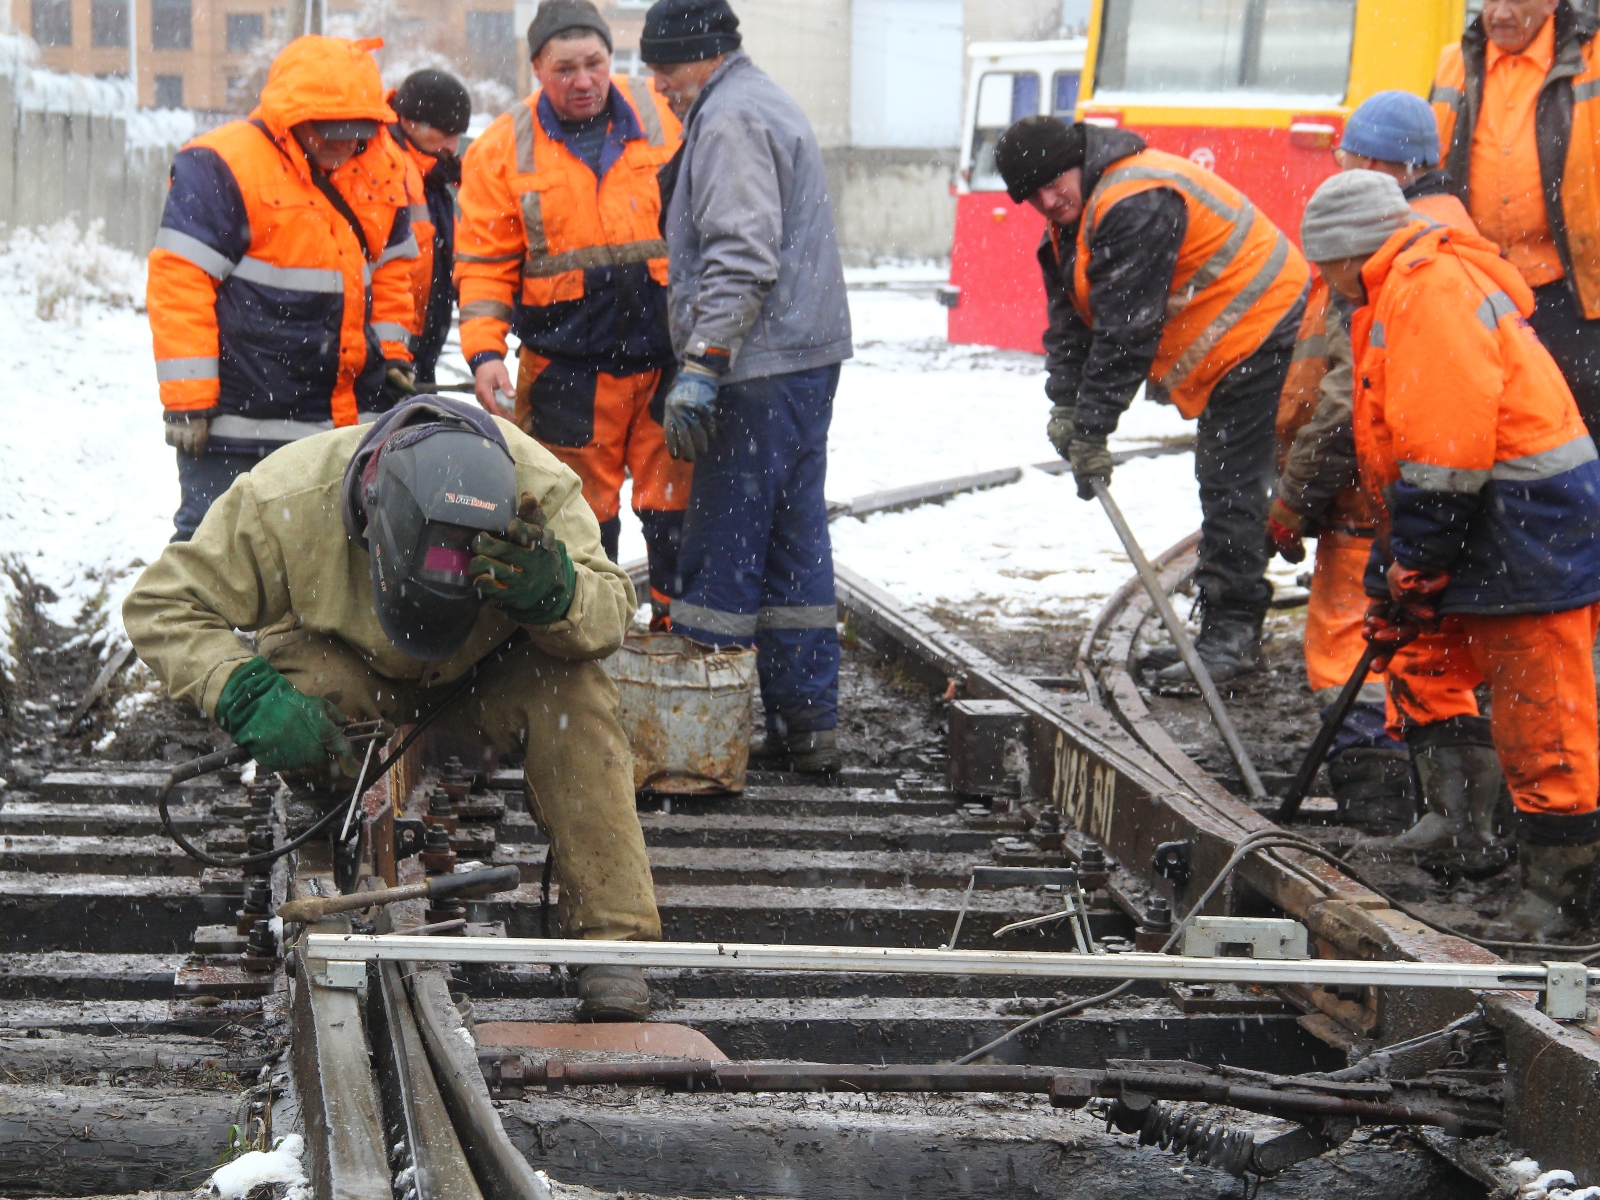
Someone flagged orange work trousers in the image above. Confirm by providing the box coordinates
[1384,605,1600,816]
[1304,531,1386,704]
[517,349,693,613]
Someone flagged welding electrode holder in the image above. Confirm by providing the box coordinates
[275,864,522,924]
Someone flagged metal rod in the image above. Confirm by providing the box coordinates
[1091,481,1267,799]
[305,933,1592,993]
[278,865,522,924]
[1278,640,1381,822]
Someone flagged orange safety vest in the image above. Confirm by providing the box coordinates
[1070,150,1309,418]
[1432,7,1600,317]
[456,76,680,367]
[390,129,438,346]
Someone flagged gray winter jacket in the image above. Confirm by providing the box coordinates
[661,51,852,385]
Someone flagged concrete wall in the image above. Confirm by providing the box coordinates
[824,147,956,265]
[0,71,176,253]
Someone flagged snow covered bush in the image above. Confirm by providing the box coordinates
[0,219,145,321]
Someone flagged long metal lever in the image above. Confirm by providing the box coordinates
[1091,480,1267,800]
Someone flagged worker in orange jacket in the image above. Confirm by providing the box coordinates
[148,36,418,541]
[994,117,1309,685]
[387,70,472,387]
[1270,92,1483,839]
[455,0,687,624]
[1302,170,1600,937]
[1432,0,1600,434]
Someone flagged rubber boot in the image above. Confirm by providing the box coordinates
[1356,718,1509,871]
[787,729,841,775]
[1327,748,1416,832]
[574,964,652,1021]
[1154,609,1264,687]
[1500,840,1600,941]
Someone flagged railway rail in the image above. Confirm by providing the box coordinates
[0,452,1593,1199]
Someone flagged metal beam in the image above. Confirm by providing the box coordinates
[306,934,1591,998]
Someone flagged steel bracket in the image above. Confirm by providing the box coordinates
[311,959,369,996]
[1542,961,1589,1022]
[1182,916,1309,961]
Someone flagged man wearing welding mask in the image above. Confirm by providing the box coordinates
[123,395,660,1020]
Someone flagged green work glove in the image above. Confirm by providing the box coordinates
[215,657,355,775]
[470,493,578,626]
[1046,405,1076,459]
[1067,438,1114,501]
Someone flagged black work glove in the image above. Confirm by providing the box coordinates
[1067,438,1114,501]
[469,493,578,626]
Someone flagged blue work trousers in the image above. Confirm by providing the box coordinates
[173,447,275,542]
[671,364,841,737]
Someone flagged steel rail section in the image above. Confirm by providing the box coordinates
[307,933,1590,1001]
[828,556,1600,1178]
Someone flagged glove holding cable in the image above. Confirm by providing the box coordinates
[1362,563,1450,671]
[1266,497,1307,565]
[382,360,417,405]
[663,350,729,462]
[164,408,217,456]
[1067,437,1114,501]
[215,657,357,775]
[470,493,577,626]
[1046,405,1077,460]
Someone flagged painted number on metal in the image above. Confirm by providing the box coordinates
[1053,733,1115,843]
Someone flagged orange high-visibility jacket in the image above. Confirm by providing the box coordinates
[147,36,416,447]
[1350,220,1600,615]
[1068,149,1310,418]
[454,76,680,373]
[389,127,437,348]
[1275,183,1476,534]
[1432,4,1600,317]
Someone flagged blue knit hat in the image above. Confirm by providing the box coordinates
[1340,90,1441,167]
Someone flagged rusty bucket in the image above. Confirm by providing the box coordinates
[604,634,758,794]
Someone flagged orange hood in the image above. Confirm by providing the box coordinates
[254,36,397,136]
[1361,219,1537,318]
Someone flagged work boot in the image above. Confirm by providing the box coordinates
[786,729,841,775]
[1327,748,1416,832]
[1354,717,1509,872]
[574,964,652,1022]
[1500,840,1600,941]
[1153,612,1263,687]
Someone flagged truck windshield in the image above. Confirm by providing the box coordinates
[1095,0,1358,100]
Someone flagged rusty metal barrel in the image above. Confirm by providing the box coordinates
[604,634,758,793]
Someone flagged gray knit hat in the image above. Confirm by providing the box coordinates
[1300,170,1414,262]
[527,0,612,60]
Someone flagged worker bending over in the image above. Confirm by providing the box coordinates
[149,36,419,540]
[1433,0,1600,434]
[1271,92,1489,847]
[1301,171,1600,937]
[388,70,472,387]
[458,0,687,624]
[994,117,1309,685]
[122,395,661,1019]
[645,0,854,772]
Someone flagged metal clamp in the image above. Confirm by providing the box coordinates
[1182,916,1309,961]
[1542,961,1589,1022]
[311,959,369,996]
[943,867,1099,955]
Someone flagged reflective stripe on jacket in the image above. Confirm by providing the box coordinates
[455,76,679,372]
[1069,149,1309,418]
[1275,182,1476,533]
[1350,220,1600,615]
[147,36,416,446]
[1432,4,1600,317]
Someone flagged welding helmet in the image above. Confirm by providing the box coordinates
[361,421,517,661]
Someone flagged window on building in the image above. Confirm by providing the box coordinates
[611,47,641,76]
[154,74,184,108]
[227,12,265,54]
[466,11,517,92]
[91,0,128,47]
[849,0,963,148]
[152,0,193,50]
[1095,0,1358,99]
[31,0,72,47]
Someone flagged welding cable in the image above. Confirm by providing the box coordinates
[157,637,519,869]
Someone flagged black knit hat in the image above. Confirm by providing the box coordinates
[994,116,1087,204]
[527,0,612,60]
[640,0,741,65]
[391,70,472,137]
